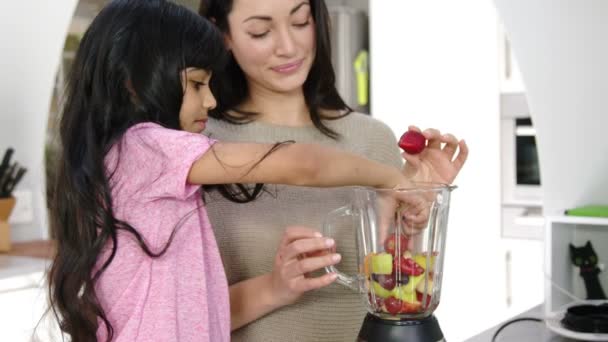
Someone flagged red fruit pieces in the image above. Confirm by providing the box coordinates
[384,296,403,315]
[373,274,396,291]
[398,130,426,155]
[384,234,408,256]
[401,300,423,314]
[394,257,425,276]
[416,291,432,309]
[368,293,385,310]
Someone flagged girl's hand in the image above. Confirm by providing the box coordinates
[401,126,469,184]
[270,226,340,306]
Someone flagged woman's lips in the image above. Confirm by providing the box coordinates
[271,59,303,74]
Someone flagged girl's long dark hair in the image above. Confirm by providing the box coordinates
[198,0,352,139]
[47,1,226,341]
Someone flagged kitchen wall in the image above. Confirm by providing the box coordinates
[370,1,502,340]
[494,0,608,216]
[0,1,78,241]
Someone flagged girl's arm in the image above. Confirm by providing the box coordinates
[188,142,408,189]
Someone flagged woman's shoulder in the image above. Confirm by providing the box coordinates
[333,111,396,137]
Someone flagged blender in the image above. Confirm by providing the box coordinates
[323,183,455,342]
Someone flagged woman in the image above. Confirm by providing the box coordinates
[198,0,468,340]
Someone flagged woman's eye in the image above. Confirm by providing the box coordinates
[293,20,310,28]
[250,31,269,39]
[192,81,205,90]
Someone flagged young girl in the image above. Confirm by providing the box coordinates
[47,1,412,341]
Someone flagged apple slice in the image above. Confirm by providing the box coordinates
[415,277,434,295]
[413,253,437,273]
[371,253,393,275]
[372,281,393,298]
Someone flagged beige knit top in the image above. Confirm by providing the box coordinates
[204,113,402,342]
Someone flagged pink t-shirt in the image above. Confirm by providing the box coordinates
[95,123,229,342]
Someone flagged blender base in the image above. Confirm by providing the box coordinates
[357,313,445,342]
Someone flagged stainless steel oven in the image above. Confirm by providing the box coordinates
[500,93,544,239]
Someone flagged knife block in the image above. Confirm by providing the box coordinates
[0,197,16,252]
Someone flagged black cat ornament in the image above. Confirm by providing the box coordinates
[569,240,607,300]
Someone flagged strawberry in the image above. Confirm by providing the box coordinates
[394,257,425,276]
[384,234,408,256]
[398,130,426,155]
[384,296,403,315]
[416,291,432,309]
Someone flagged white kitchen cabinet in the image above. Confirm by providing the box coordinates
[498,24,526,94]
[500,238,544,319]
[0,257,61,342]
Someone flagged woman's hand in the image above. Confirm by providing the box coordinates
[401,126,468,184]
[377,189,430,242]
[270,226,340,306]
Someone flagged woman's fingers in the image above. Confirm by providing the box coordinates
[280,226,323,246]
[441,133,459,161]
[283,253,342,279]
[293,273,338,293]
[453,140,469,171]
[280,236,335,261]
[423,128,442,149]
[408,125,422,133]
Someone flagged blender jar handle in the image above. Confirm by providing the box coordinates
[322,205,362,293]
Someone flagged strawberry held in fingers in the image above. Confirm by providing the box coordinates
[398,130,427,155]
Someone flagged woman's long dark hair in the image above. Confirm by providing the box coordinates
[47,1,226,341]
[198,0,352,139]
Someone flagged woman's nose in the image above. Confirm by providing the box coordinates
[275,26,296,57]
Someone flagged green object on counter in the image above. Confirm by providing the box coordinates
[564,205,608,218]
[353,50,369,106]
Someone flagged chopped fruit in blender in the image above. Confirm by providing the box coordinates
[415,277,433,295]
[413,253,437,272]
[384,234,408,256]
[363,253,374,278]
[401,300,423,313]
[396,273,409,285]
[371,253,393,275]
[372,281,393,298]
[398,130,426,155]
[368,293,385,309]
[392,286,418,303]
[384,296,404,315]
[416,291,432,309]
[394,256,424,276]
[372,274,396,290]
[396,273,425,295]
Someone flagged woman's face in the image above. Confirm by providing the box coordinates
[225,0,316,94]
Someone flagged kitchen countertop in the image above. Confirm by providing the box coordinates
[3,239,55,259]
[0,255,48,295]
[464,304,592,342]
